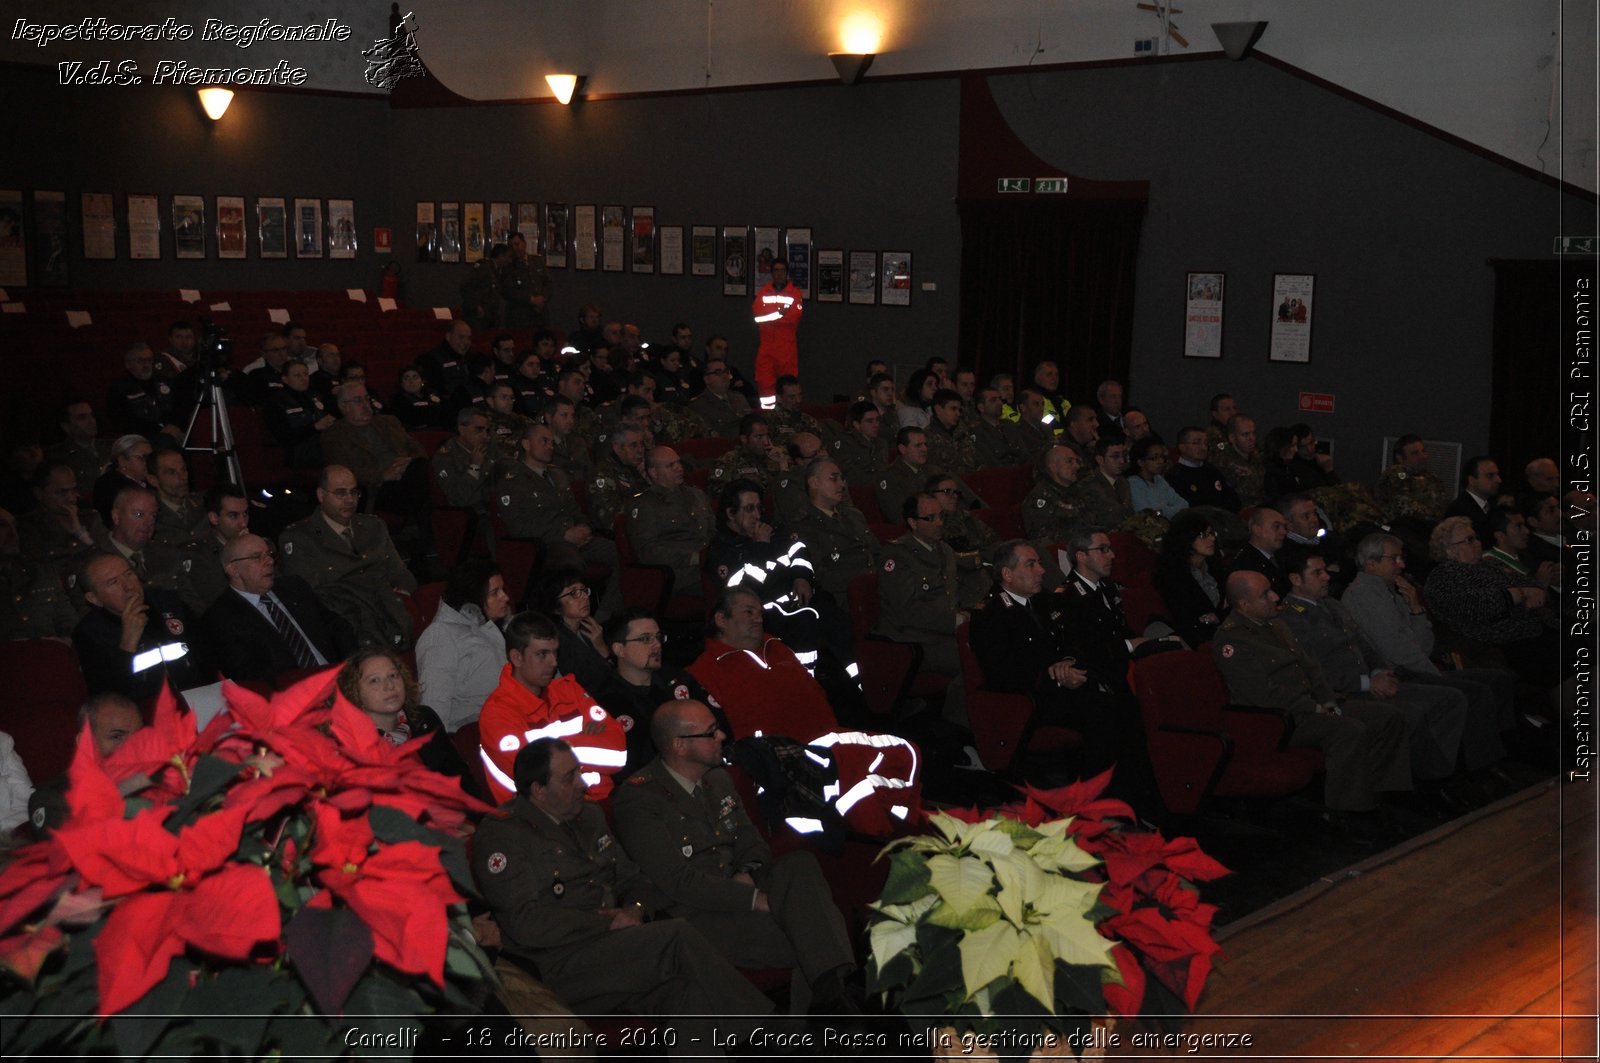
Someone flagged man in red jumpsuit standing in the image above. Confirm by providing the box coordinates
[751,260,803,408]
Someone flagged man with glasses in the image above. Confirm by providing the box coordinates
[279,464,418,649]
[596,610,724,776]
[876,492,966,723]
[1165,426,1240,513]
[612,698,859,1016]
[929,473,996,609]
[587,424,648,533]
[431,407,494,510]
[107,342,185,438]
[98,483,192,604]
[1068,437,1134,530]
[1059,527,1176,696]
[182,482,250,615]
[687,357,751,439]
[237,332,293,408]
[203,532,350,684]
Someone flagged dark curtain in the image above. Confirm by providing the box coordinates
[1489,258,1591,477]
[957,198,1146,402]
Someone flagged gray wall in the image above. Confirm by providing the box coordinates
[2,56,1582,470]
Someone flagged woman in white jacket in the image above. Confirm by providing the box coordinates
[415,559,511,733]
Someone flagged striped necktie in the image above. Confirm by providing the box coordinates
[261,594,319,668]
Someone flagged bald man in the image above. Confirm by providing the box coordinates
[203,533,351,684]
[611,699,859,1014]
[627,446,714,598]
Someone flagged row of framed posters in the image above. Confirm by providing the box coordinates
[1182,270,1316,363]
[416,202,913,306]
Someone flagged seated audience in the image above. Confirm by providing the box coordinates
[106,342,185,439]
[533,568,619,706]
[706,413,788,497]
[148,449,206,550]
[595,609,723,776]
[784,457,878,603]
[1230,506,1290,596]
[73,551,211,700]
[628,446,714,601]
[265,360,335,468]
[390,365,449,430]
[1126,435,1189,520]
[1213,415,1265,509]
[0,506,76,640]
[21,463,104,567]
[1154,510,1228,646]
[93,434,152,526]
[1166,426,1241,513]
[1022,444,1085,549]
[876,493,966,722]
[415,559,511,734]
[1068,436,1134,529]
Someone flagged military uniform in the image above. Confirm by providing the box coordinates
[498,461,588,544]
[1055,571,1140,694]
[264,388,331,467]
[485,408,534,461]
[552,432,594,483]
[0,555,77,639]
[44,440,108,500]
[973,419,1024,468]
[943,506,998,609]
[652,403,710,445]
[152,493,207,550]
[876,460,932,527]
[769,471,813,527]
[876,532,965,719]
[278,511,417,649]
[498,254,552,329]
[926,418,978,475]
[706,446,782,497]
[767,405,830,446]
[431,437,492,511]
[612,762,855,987]
[1009,418,1058,464]
[1374,463,1449,527]
[1213,445,1265,509]
[687,390,751,439]
[320,414,426,502]
[94,531,195,604]
[1021,477,1081,546]
[17,508,103,568]
[1280,594,1488,779]
[1067,472,1134,531]
[830,430,888,486]
[1212,611,1411,811]
[458,258,502,331]
[587,453,646,532]
[472,799,777,1033]
[105,373,182,436]
[178,534,229,616]
[785,503,878,602]
[628,484,714,597]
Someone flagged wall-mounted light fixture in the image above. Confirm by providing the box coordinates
[545,73,582,105]
[197,88,234,120]
[1211,21,1267,61]
[830,11,882,84]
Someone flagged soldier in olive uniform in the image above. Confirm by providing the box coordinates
[1067,437,1135,531]
[687,358,751,438]
[45,400,109,500]
[926,389,978,475]
[772,432,827,526]
[587,426,648,533]
[876,427,937,526]
[785,458,879,603]
[972,387,1026,467]
[20,464,106,569]
[431,408,494,511]
[612,702,858,1010]
[278,465,418,649]
[473,739,782,1039]
[767,376,833,445]
[498,424,623,618]
[484,383,535,462]
[541,395,595,482]
[0,508,77,638]
[1022,445,1085,547]
[653,399,711,446]
[1213,415,1266,509]
[706,413,789,497]
[876,491,966,722]
[1374,435,1449,528]
[1213,570,1412,814]
[149,450,208,551]
[459,243,508,331]
[931,474,997,609]
[1009,388,1060,463]
[830,401,890,486]
[498,232,552,330]
[629,447,715,599]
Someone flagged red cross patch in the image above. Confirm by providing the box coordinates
[1221,644,1235,658]
[486,852,507,874]
[883,559,895,572]
[165,617,185,635]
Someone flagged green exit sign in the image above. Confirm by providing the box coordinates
[1035,178,1070,193]
[1555,237,1598,254]
[997,178,1031,193]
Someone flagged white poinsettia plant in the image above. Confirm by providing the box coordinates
[866,773,1228,1043]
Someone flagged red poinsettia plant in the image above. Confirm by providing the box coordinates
[0,670,495,1057]
[866,769,1228,1045]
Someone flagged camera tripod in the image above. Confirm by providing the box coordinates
[182,366,245,493]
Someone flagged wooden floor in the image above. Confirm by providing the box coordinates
[1116,781,1597,1061]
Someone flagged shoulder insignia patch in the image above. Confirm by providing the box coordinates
[681,844,694,858]
[1036,498,1046,508]
[617,714,634,732]
[883,559,895,572]
[438,469,447,478]
[596,833,613,850]
[630,508,639,519]
[283,542,293,555]
[1289,602,1307,613]
[486,852,507,874]
[501,495,511,506]
[595,478,608,489]
[879,480,888,490]
[1221,643,1235,658]
[673,683,689,700]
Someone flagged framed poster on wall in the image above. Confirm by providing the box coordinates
[1269,272,1314,363]
[659,225,684,275]
[751,226,780,288]
[545,203,569,268]
[631,206,656,273]
[216,196,247,259]
[600,205,625,272]
[33,191,68,285]
[173,195,206,259]
[784,227,812,297]
[82,193,115,260]
[691,225,717,276]
[128,193,161,260]
[327,199,357,258]
[721,227,749,296]
[463,202,484,262]
[257,197,286,259]
[848,250,877,305]
[1183,271,1224,359]
[294,198,323,259]
[489,202,513,246]
[573,205,597,270]
[415,202,437,262]
[815,250,844,303]
[438,202,460,262]
[880,251,911,306]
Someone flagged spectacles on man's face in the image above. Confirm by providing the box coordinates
[226,549,275,567]
[623,631,667,645]
[1084,544,1115,554]
[1379,553,1404,563]
[933,487,960,496]
[558,585,591,600]
[913,512,945,523]
[1451,535,1480,547]
[677,726,720,741]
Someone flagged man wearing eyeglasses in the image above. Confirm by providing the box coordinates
[203,532,351,684]
[595,610,727,776]
[234,332,292,408]
[1058,527,1176,696]
[278,464,418,649]
[1067,437,1134,531]
[687,358,751,439]
[611,699,860,1016]
[875,492,966,723]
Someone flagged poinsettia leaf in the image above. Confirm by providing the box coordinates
[108,954,192,1058]
[957,918,1020,1001]
[869,913,921,971]
[878,849,934,905]
[285,904,374,1015]
[345,971,423,1048]
[0,923,63,982]
[94,890,186,1015]
[189,966,277,1053]
[901,933,966,1011]
[1027,834,1101,874]
[990,816,1043,848]
[367,806,475,897]
[926,854,999,919]
[968,829,1014,860]
[1053,959,1111,1015]
[167,755,251,825]
[927,901,1001,932]
[1011,931,1055,1013]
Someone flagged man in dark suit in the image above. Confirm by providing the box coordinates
[970,539,1155,806]
[1444,456,1503,537]
[203,532,352,685]
[1229,506,1289,596]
